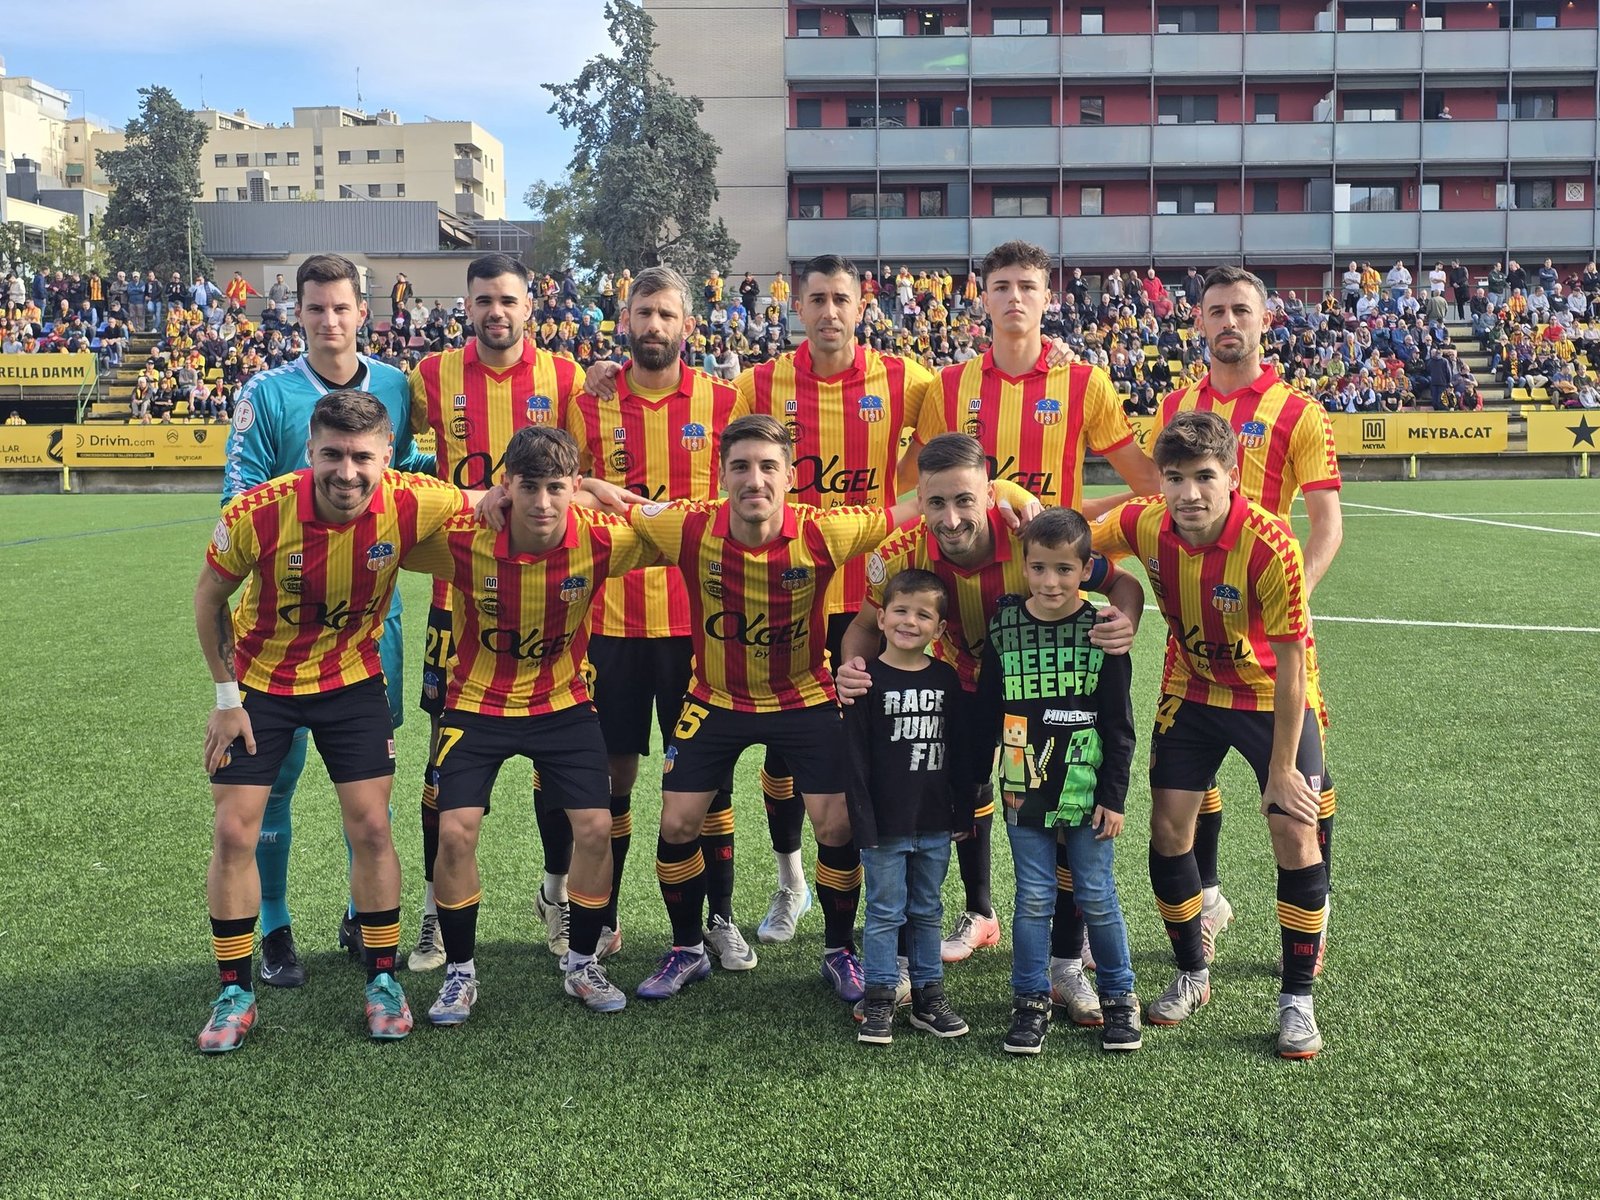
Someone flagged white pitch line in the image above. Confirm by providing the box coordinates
[1309,511,1600,518]
[1313,615,1600,634]
[1339,502,1600,537]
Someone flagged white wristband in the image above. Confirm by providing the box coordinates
[215,682,243,709]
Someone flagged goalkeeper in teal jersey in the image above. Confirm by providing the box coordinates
[220,254,435,988]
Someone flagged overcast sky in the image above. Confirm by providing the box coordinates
[1,3,612,217]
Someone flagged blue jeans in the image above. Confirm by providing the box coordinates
[861,834,952,989]
[1007,822,1134,998]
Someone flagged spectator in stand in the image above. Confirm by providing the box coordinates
[1506,259,1528,298]
[1341,261,1362,312]
[1537,259,1559,299]
[1528,287,1551,320]
[738,271,760,316]
[267,273,293,321]
[1449,260,1471,321]
[3,409,24,425]
[1386,260,1412,301]
[1427,262,1447,298]
[1426,347,1455,410]
[1488,262,1508,309]
[388,273,412,317]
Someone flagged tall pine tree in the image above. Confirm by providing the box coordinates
[96,87,211,279]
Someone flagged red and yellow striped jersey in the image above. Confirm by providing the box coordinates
[737,342,933,615]
[409,339,584,607]
[1157,367,1341,517]
[207,470,464,695]
[566,366,744,637]
[401,507,658,717]
[628,499,893,712]
[915,348,1135,507]
[1091,492,1314,712]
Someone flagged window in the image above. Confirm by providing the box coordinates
[1156,184,1218,215]
[234,153,249,167]
[918,99,943,127]
[1158,6,1219,33]
[847,99,907,128]
[879,189,906,218]
[395,149,405,163]
[844,11,874,36]
[876,12,906,36]
[270,186,281,200]
[991,96,1052,126]
[1080,96,1105,126]
[915,9,943,34]
[1336,184,1401,212]
[797,10,821,36]
[396,183,405,197]
[796,99,823,129]
[1254,94,1279,124]
[368,183,382,197]
[287,151,300,166]
[338,150,352,164]
[235,187,249,201]
[367,149,381,163]
[1343,92,1404,122]
[264,152,278,166]
[1497,180,1555,210]
[1157,94,1220,124]
[847,190,906,218]
[1252,182,1279,213]
[1501,2,1558,29]
[993,188,1051,217]
[920,188,945,217]
[1081,8,1104,34]
[1423,2,1445,30]
[1255,4,1280,31]
[992,7,1050,35]
[214,154,227,168]
[1345,7,1402,32]
[215,187,229,201]
[1081,186,1103,216]
[1420,182,1440,211]
[287,185,301,199]
[1509,91,1558,120]
[797,187,824,219]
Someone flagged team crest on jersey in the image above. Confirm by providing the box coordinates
[212,520,231,553]
[966,397,982,413]
[453,393,467,410]
[288,553,304,571]
[232,398,255,433]
[681,422,708,452]
[780,567,811,591]
[527,395,553,425]
[1211,583,1242,613]
[559,575,591,603]
[1034,398,1062,426]
[366,542,395,571]
[1239,420,1267,449]
[865,553,887,586]
[858,395,885,423]
[613,426,627,443]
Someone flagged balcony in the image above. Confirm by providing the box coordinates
[1333,211,1421,254]
[972,126,1059,169]
[971,216,1059,256]
[1243,32,1333,74]
[1152,124,1243,165]
[1511,120,1598,162]
[1061,34,1151,76]
[971,35,1057,77]
[876,35,970,79]
[1153,214,1241,258]
[1335,31,1421,72]
[787,218,877,260]
[879,127,969,168]
[1063,125,1152,168]
[453,156,484,184]
[1511,28,1600,72]
[879,217,970,258]
[1423,120,1509,161]
[1420,211,1509,252]
[786,129,876,170]
[454,192,485,219]
[1061,216,1151,259]
[1422,30,1508,72]
[1243,213,1335,256]
[1243,122,1333,166]
[1508,209,1597,253]
[1153,33,1242,76]
[784,37,875,80]
[1334,121,1422,163]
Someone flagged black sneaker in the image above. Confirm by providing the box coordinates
[1101,992,1143,1052]
[1003,993,1051,1055]
[908,982,969,1038]
[338,912,364,959]
[857,985,896,1045]
[259,925,306,989]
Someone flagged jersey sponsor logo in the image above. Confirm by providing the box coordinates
[704,610,808,657]
[451,415,469,439]
[1177,621,1252,664]
[793,455,879,498]
[786,420,806,444]
[479,595,499,617]
[212,520,231,553]
[527,395,553,425]
[558,574,591,603]
[1034,398,1062,427]
[858,394,885,423]
[1211,583,1242,613]
[865,552,887,586]
[964,418,984,438]
[480,624,575,661]
[779,566,810,591]
[232,398,255,433]
[451,452,506,490]
[1239,419,1267,449]
[453,393,467,410]
[681,422,708,452]
[366,542,396,571]
[281,576,303,595]
[278,595,385,629]
[986,454,1055,499]
[611,449,633,472]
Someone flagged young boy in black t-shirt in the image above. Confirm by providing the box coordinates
[845,569,971,1046]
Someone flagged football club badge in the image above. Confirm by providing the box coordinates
[1211,583,1242,613]
[858,394,885,424]
[526,395,553,426]
[559,575,591,603]
[681,422,708,452]
[1034,398,1062,426]
[366,542,396,571]
[1239,419,1267,449]
[780,567,810,591]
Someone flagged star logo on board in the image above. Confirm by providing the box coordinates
[1566,416,1598,447]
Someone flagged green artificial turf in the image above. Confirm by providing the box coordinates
[0,479,1596,1198]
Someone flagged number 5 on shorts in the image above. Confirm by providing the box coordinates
[674,702,711,742]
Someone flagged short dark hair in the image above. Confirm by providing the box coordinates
[1200,265,1268,309]
[1020,506,1091,562]
[719,413,791,465]
[917,432,988,476]
[309,389,391,439]
[882,567,948,618]
[981,241,1052,287]
[504,426,579,481]
[467,253,531,289]
[798,254,862,292]
[1153,410,1237,470]
[296,253,362,299]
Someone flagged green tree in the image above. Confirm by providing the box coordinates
[523,172,606,278]
[96,86,211,279]
[44,216,107,276]
[543,0,738,281]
